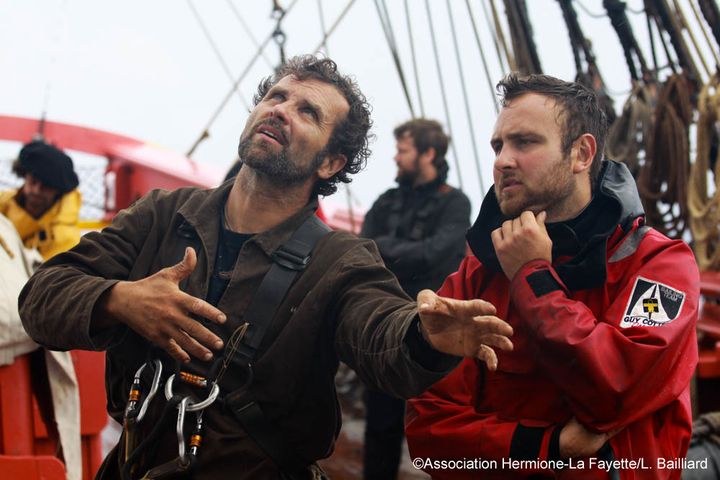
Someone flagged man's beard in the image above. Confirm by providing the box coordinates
[497,156,575,217]
[237,135,325,186]
[395,156,420,187]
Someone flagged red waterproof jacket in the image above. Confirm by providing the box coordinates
[406,161,699,479]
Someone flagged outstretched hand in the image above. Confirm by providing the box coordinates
[98,247,226,364]
[417,289,513,369]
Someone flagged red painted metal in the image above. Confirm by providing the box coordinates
[0,455,66,479]
[0,115,224,217]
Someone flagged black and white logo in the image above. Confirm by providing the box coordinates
[620,276,686,328]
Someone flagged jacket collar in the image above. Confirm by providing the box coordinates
[176,179,320,261]
[466,160,644,291]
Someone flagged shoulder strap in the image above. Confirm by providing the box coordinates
[232,214,330,367]
[225,214,330,472]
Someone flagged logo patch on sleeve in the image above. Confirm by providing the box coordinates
[620,276,686,328]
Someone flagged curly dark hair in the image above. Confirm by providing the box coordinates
[496,73,609,185]
[252,55,373,197]
[393,118,450,183]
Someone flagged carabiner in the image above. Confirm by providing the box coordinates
[164,374,220,412]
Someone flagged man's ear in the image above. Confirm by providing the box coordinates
[572,133,596,174]
[317,153,347,180]
[419,147,436,167]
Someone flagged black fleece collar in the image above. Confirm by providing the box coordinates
[466,160,644,291]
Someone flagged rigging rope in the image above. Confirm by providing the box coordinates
[503,0,543,74]
[271,0,288,68]
[225,0,276,70]
[605,84,655,178]
[186,0,300,157]
[447,0,486,192]
[316,0,330,56]
[423,0,463,189]
[186,0,251,111]
[373,0,416,118]
[672,0,711,79]
[688,0,720,67]
[38,0,70,140]
[698,0,720,51]
[603,0,652,82]
[646,0,701,91]
[689,74,720,268]
[689,73,720,269]
[484,0,514,72]
[466,0,500,114]
[557,0,617,125]
[404,0,426,117]
[637,73,693,238]
[311,0,357,53]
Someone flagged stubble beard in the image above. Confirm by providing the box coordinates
[237,134,325,187]
[497,156,575,218]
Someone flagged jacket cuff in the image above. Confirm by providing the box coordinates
[510,424,558,461]
[404,316,459,372]
[510,260,569,332]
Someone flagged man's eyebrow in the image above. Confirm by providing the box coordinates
[505,131,543,141]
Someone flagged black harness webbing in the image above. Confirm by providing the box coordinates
[224,214,330,472]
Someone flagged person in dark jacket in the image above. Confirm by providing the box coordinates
[360,119,470,479]
[19,55,513,480]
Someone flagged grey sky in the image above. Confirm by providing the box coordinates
[2,0,714,219]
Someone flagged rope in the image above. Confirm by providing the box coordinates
[466,0,500,114]
[637,73,693,239]
[503,0,542,74]
[447,0,486,192]
[603,0,652,82]
[38,0,70,139]
[311,0,357,53]
[688,74,720,269]
[225,0,276,70]
[484,0,514,72]
[373,0,416,117]
[672,0,711,79]
[316,0,330,56]
[698,0,720,51]
[404,0,425,117]
[647,0,701,90]
[271,0,288,68]
[688,0,720,67]
[186,0,251,111]
[186,0,300,157]
[605,84,655,178]
[423,0,463,189]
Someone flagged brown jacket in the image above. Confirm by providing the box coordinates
[20,181,458,478]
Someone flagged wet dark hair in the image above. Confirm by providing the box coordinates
[393,118,450,183]
[253,55,373,197]
[496,73,608,184]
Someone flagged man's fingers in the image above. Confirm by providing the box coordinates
[165,338,191,364]
[183,294,227,326]
[472,315,513,336]
[165,247,197,283]
[536,211,548,233]
[174,328,215,362]
[477,344,498,370]
[476,333,514,352]
[177,311,224,351]
[490,227,503,248]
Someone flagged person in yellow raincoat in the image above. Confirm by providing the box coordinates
[0,140,81,260]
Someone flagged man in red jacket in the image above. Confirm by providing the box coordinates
[405,73,699,479]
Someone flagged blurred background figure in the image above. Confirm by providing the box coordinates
[360,118,470,479]
[0,140,81,260]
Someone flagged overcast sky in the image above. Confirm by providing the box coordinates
[1,0,715,219]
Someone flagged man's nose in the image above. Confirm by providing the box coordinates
[493,146,516,170]
[270,102,289,123]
